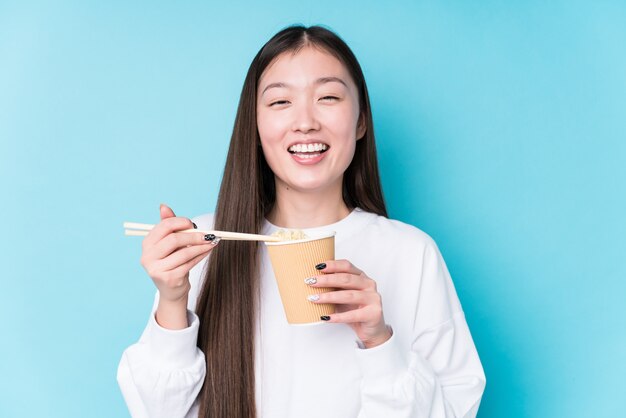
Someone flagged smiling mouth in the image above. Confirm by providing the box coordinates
[287,143,330,158]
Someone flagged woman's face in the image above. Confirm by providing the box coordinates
[256,46,366,195]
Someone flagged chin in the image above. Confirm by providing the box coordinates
[285,176,342,194]
[288,181,327,192]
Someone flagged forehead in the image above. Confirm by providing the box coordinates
[258,46,354,89]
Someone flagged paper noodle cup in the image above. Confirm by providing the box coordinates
[265,232,336,324]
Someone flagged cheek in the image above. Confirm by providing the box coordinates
[325,105,360,138]
[256,117,272,144]
[257,110,288,144]
[257,113,283,170]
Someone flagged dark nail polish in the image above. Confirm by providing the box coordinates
[315,263,327,270]
[320,316,331,321]
[204,234,216,241]
[192,222,198,229]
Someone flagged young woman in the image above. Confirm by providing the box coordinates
[118,25,485,418]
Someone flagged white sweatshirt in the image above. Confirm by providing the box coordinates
[118,208,486,417]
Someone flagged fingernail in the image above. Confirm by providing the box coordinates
[315,263,326,270]
[320,316,331,321]
[307,294,320,302]
[304,277,317,285]
[204,234,216,241]
[192,222,198,229]
[210,237,221,246]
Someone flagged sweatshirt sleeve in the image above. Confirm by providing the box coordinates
[355,240,486,418]
[117,303,206,418]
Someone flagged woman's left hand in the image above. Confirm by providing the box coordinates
[307,259,392,348]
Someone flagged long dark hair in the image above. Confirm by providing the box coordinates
[195,25,387,418]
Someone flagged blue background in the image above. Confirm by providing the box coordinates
[1,1,624,417]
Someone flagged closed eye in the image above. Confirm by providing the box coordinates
[269,100,290,107]
[319,96,339,102]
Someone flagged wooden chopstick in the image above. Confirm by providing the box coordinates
[123,222,282,242]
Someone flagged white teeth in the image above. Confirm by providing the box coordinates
[288,143,329,153]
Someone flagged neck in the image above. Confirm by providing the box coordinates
[267,180,351,228]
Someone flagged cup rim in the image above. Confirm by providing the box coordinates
[264,230,336,246]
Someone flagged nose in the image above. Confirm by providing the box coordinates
[291,101,320,133]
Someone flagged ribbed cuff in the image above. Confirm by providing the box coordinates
[146,310,201,370]
[354,327,408,379]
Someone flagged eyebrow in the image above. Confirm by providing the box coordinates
[261,77,348,95]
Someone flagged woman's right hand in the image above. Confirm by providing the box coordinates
[139,203,217,329]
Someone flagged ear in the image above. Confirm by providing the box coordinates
[356,113,367,141]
